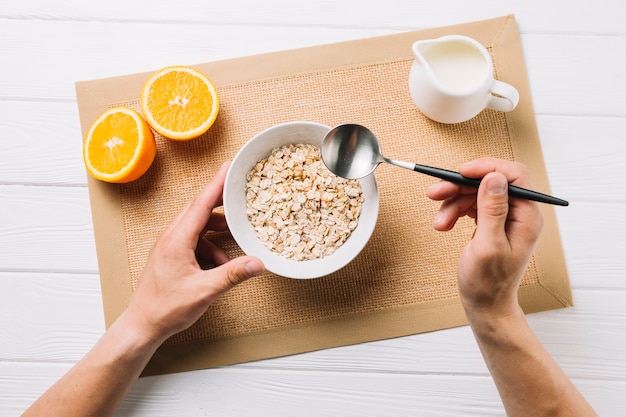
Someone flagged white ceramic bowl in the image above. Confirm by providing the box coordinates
[223,121,379,279]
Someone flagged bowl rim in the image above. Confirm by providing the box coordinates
[223,121,379,279]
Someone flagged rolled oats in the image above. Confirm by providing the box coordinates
[245,143,364,261]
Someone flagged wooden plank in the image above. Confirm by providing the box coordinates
[0,20,624,117]
[556,201,626,289]
[523,35,626,117]
[0,185,98,272]
[0,102,87,186]
[1,1,623,34]
[1,361,622,416]
[0,272,103,362]
[537,114,626,203]
[0,19,389,101]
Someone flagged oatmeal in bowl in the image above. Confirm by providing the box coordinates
[246,143,364,261]
[223,122,379,279]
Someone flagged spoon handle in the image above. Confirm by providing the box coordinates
[413,163,569,206]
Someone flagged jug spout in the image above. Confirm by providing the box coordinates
[411,38,439,64]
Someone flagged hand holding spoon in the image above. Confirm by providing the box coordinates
[321,123,569,206]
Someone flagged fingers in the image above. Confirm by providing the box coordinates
[433,193,477,231]
[463,158,543,244]
[205,256,265,295]
[198,212,228,240]
[427,180,477,202]
[196,237,230,269]
[427,179,479,230]
[427,158,538,232]
[169,161,231,247]
[205,211,228,232]
[459,157,532,188]
[473,172,510,248]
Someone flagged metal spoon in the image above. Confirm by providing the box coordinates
[321,123,569,206]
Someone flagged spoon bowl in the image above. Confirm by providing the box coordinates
[320,124,384,179]
[321,123,569,206]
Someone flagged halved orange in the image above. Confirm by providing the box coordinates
[140,65,220,141]
[83,107,156,183]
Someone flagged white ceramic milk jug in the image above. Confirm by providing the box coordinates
[408,35,519,124]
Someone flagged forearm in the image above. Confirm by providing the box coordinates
[466,306,597,417]
[22,311,161,417]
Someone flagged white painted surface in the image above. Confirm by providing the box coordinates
[1,1,624,415]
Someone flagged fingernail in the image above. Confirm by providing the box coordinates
[219,160,231,174]
[428,182,443,193]
[434,211,445,226]
[244,259,264,277]
[460,161,476,170]
[487,174,507,195]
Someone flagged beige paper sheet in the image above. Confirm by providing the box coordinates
[75,15,572,376]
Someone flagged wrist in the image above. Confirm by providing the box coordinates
[463,301,526,342]
[459,286,521,323]
[108,308,166,361]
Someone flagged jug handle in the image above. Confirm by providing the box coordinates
[487,80,520,112]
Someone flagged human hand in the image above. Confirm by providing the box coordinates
[426,158,543,318]
[125,161,265,346]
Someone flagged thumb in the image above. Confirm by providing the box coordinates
[474,172,510,245]
[210,256,265,294]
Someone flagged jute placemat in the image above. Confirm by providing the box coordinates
[76,15,572,376]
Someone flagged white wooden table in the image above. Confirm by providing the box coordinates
[1,1,625,415]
